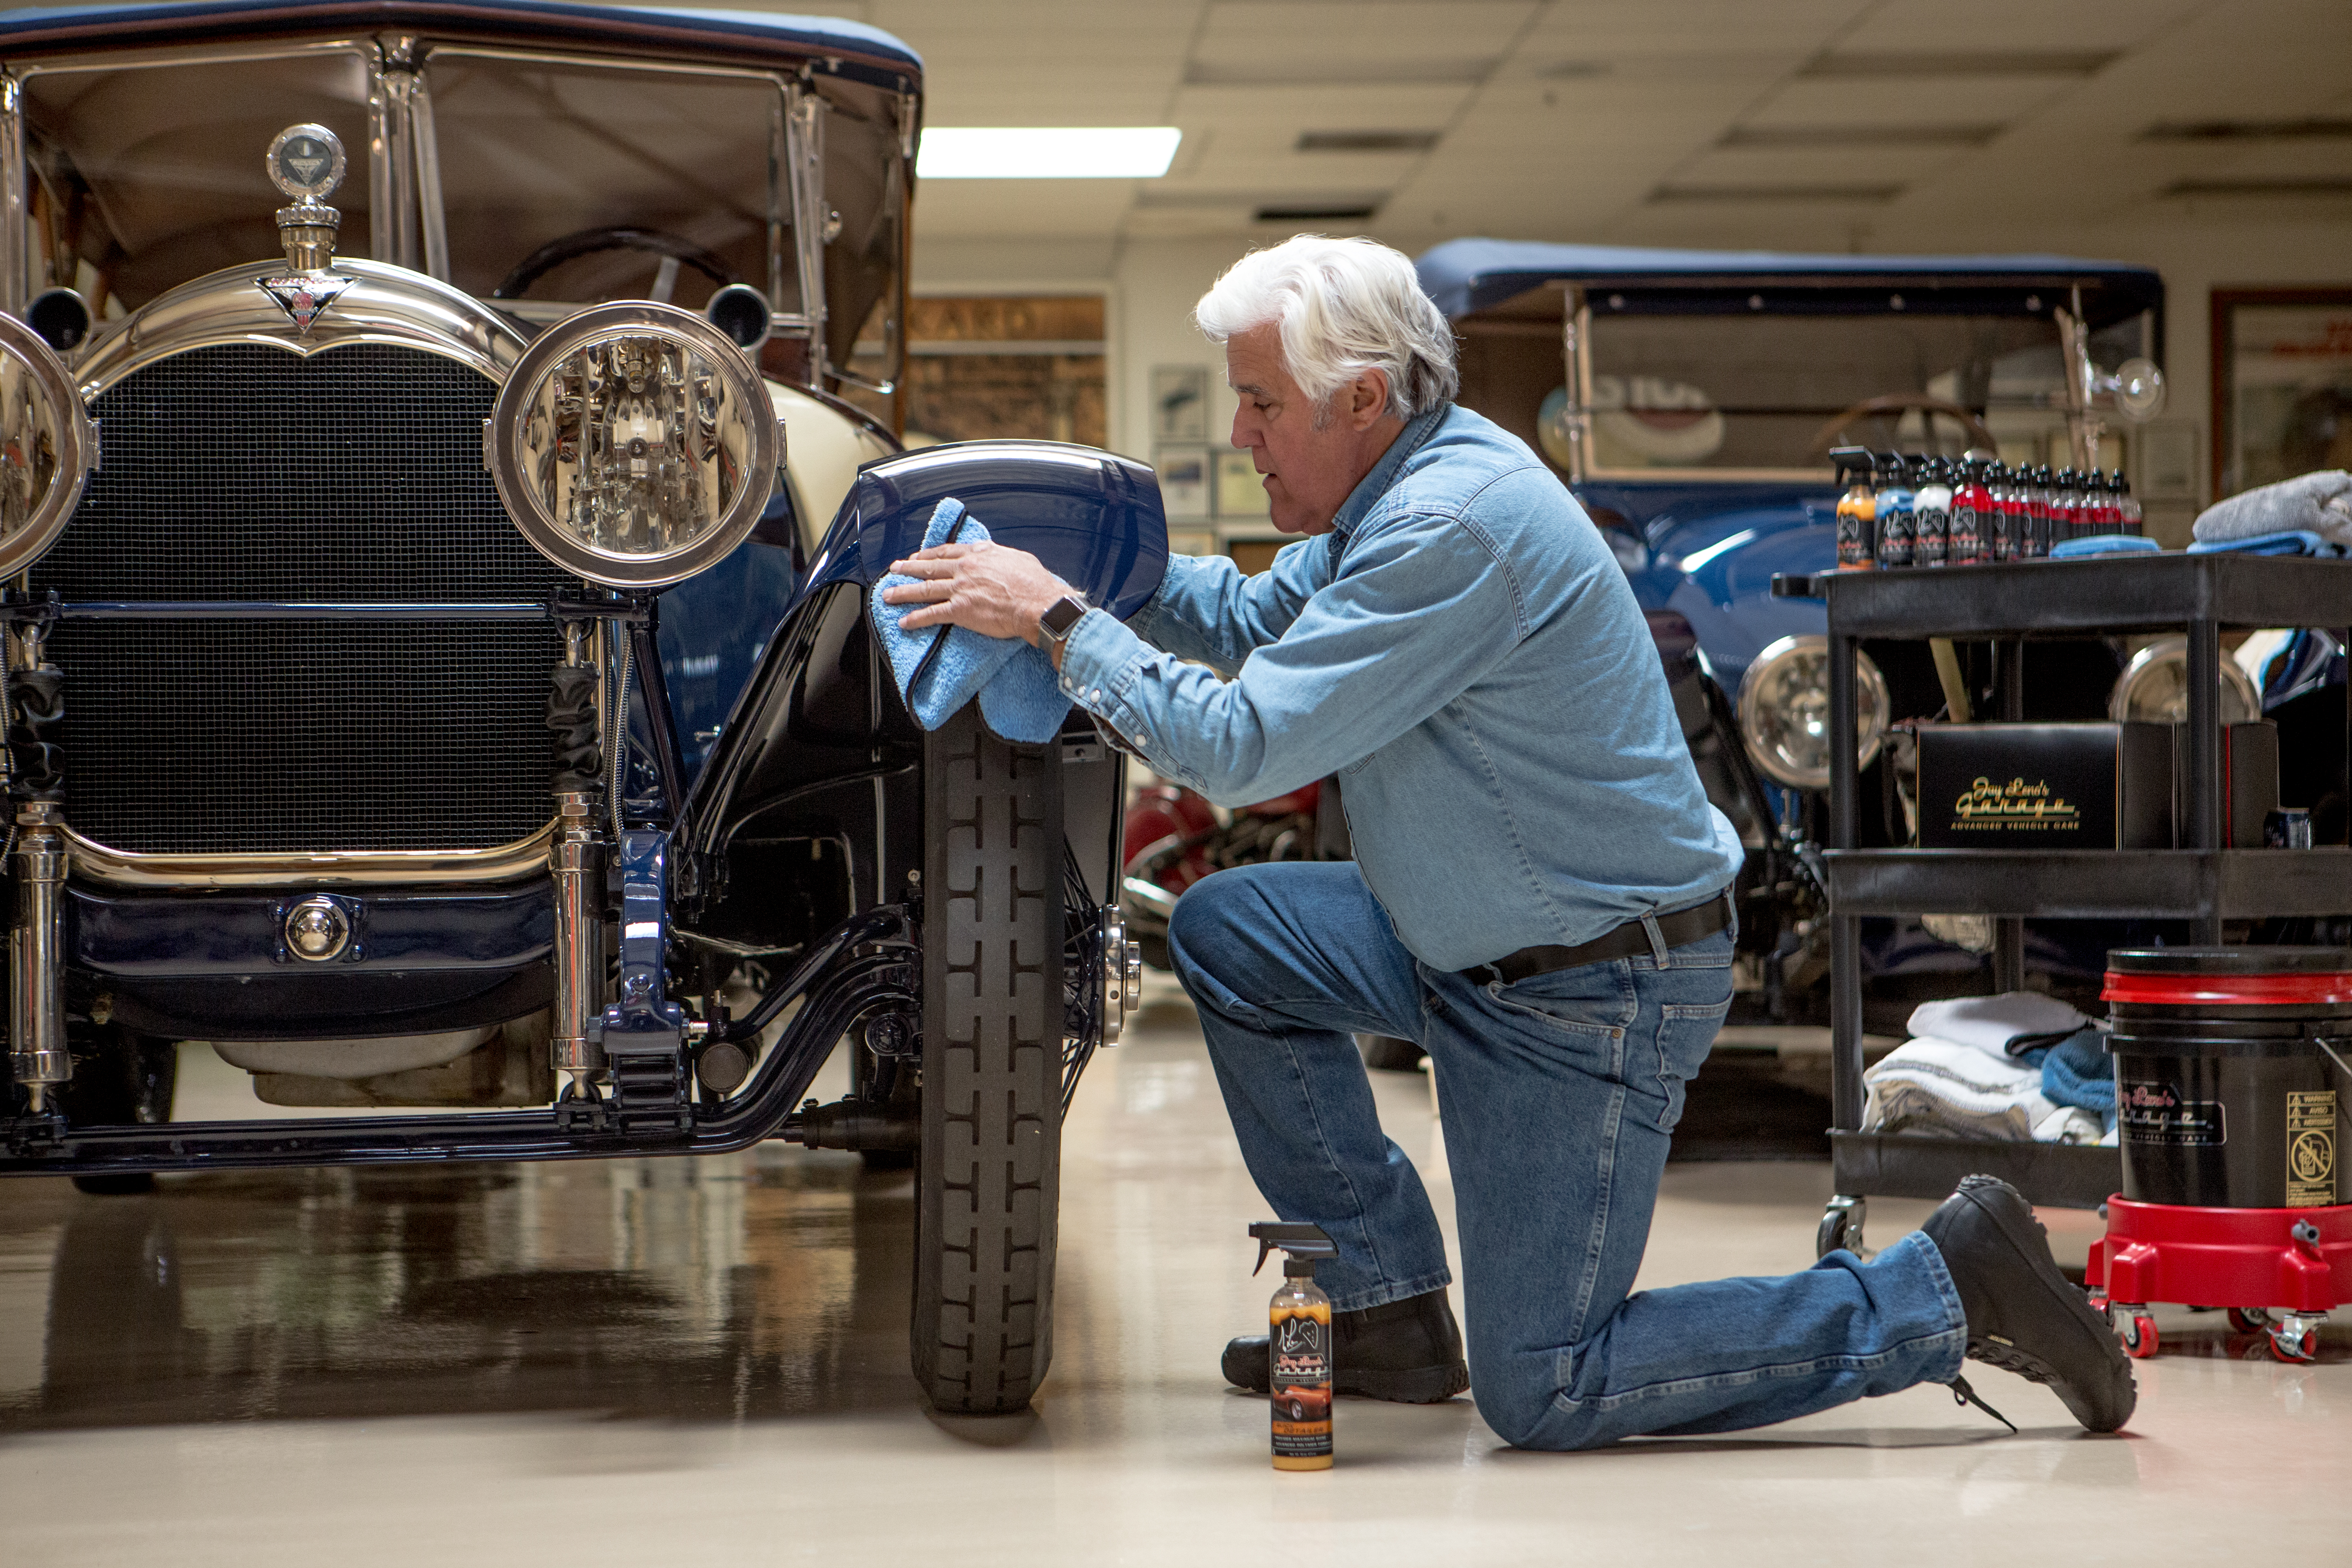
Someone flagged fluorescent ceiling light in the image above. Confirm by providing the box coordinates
[917,127,1180,179]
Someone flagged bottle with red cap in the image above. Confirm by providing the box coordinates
[2052,466,2082,546]
[1997,462,2031,560]
[1949,457,1989,565]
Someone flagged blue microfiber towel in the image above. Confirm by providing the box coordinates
[2050,534,2164,559]
[869,498,1074,744]
[2040,1026,2116,1114]
[2186,529,2343,558]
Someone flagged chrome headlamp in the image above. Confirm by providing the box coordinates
[0,313,96,579]
[2108,634,2259,725]
[1736,634,1889,791]
[489,302,778,588]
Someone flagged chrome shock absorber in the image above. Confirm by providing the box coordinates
[550,791,604,1095]
[549,620,606,1098]
[8,623,67,1113]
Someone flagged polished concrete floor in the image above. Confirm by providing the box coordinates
[0,976,2342,1566]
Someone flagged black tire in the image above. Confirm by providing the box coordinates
[61,1029,176,1195]
[1357,1033,1425,1072]
[911,705,1065,1414]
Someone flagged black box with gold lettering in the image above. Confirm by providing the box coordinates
[1915,723,2174,849]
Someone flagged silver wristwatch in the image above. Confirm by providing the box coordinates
[1038,592,1089,648]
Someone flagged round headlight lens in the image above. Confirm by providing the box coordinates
[490,302,779,588]
[0,312,95,579]
[1736,634,1889,791]
[2109,634,2259,725]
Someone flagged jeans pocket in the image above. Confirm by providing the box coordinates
[1652,998,1731,1132]
[1485,961,1636,1038]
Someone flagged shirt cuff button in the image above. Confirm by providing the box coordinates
[1133,733,1146,746]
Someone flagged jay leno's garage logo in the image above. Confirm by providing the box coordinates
[256,271,354,334]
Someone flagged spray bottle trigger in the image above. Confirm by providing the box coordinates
[1249,1221,1337,1275]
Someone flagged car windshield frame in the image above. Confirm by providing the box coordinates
[0,23,911,426]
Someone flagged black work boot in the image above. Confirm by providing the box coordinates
[1220,1287,1469,1403]
[1920,1175,2136,1434]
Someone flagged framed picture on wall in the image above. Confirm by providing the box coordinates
[1150,365,1210,444]
[1154,445,1209,517]
[2212,288,2352,501]
[1213,450,1269,518]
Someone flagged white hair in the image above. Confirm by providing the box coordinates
[1194,235,1459,423]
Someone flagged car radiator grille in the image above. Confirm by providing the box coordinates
[29,343,573,856]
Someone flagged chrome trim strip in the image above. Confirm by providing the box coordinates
[64,819,559,889]
[6,37,374,80]
[410,65,449,281]
[415,45,793,85]
[0,76,24,318]
[788,80,828,393]
[74,257,528,396]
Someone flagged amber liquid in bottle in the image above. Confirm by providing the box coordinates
[1269,1267,1333,1470]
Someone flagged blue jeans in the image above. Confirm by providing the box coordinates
[1169,862,1966,1450]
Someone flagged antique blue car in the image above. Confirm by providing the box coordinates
[0,0,1159,1416]
[1419,240,2179,1026]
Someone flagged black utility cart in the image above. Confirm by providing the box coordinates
[1778,555,2352,1256]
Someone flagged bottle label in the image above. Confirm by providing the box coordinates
[1836,495,1875,570]
[1950,497,1982,564]
[1915,509,1947,566]
[1270,1305,1333,1460]
[1879,501,1914,568]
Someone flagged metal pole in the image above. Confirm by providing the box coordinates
[2187,615,2223,941]
[1829,624,1864,1131]
[1558,285,1589,483]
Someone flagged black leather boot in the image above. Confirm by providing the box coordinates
[1921,1175,2135,1433]
[1221,1287,1469,1403]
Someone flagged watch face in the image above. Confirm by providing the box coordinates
[1042,597,1087,638]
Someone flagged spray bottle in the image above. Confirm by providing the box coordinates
[1250,1221,1337,1470]
[1875,452,1915,568]
[1830,446,1876,570]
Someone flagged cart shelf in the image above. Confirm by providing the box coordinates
[1832,1132,2120,1212]
[1775,553,2352,638]
[1824,848,2352,920]
[1784,552,2352,1236]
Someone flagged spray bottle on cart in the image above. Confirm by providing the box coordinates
[1912,456,1951,568]
[1875,452,1915,568]
[1831,447,1877,570]
[1250,1222,1337,1470]
[1949,457,1988,565]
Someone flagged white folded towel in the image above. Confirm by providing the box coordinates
[2193,470,2352,546]
[1906,991,2090,1060]
[1863,1036,2106,1145]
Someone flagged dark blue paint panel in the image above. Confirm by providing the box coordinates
[70,882,554,978]
[805,441,1170,620]
[656,536,801,782]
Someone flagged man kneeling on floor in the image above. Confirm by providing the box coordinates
[879,234,2134,1448]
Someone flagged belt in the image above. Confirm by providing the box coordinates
[1458,891,1734,986]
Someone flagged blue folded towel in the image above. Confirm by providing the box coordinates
[2040,1026,2115,1114]
[2185,529,2343,558]
[869,498,1074,744]
[2049,534,2163,559]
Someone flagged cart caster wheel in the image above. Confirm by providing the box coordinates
[2228,1307,2275,1334]
[2113,1306,2158,1359]
[2268,1319,2320,1365]
[1816,1194,1866,1260]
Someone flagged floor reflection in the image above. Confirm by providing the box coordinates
[2,1148,922,1431]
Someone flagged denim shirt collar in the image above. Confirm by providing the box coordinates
[1328,404,1450,539]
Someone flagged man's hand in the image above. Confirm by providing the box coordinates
[882,540,1069,651]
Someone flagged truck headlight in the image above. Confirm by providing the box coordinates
[489,302,778,588]
[1736,634,1889,791]
[0,313,96,579]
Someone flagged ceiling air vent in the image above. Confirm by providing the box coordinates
[1295,131,1441,154]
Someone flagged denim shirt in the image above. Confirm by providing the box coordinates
[1055,403,1744,971]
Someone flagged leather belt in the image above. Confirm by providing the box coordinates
[1459,890,1734,986]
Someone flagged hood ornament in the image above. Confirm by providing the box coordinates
[258,123,353,333]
